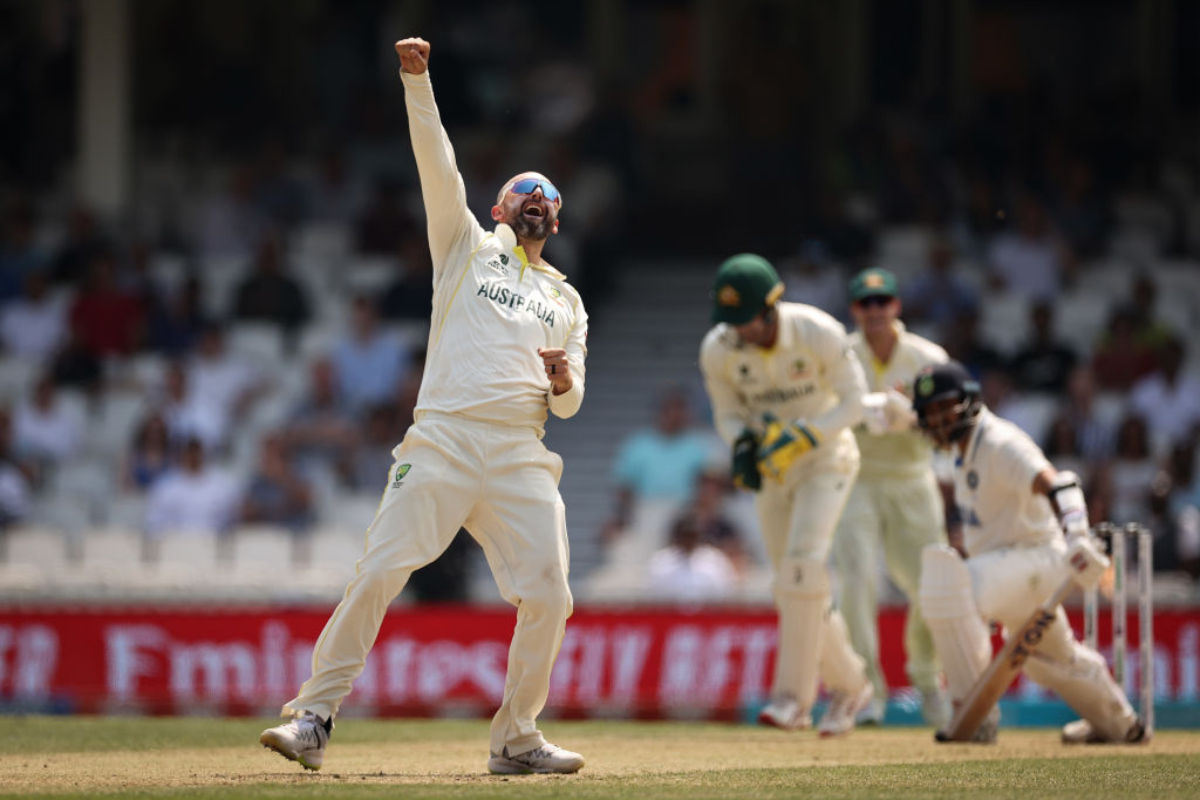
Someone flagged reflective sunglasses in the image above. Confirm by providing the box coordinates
[855,294,894,308]
[509,178,561,204]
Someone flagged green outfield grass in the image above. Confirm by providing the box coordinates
[4,717,1197,800]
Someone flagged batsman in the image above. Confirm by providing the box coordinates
[700,254,874,736]
[913,361,1146,744]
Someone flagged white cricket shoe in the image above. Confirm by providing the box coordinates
[260,711,331,771]
[855,695,886,726]
[1061,717,1149,745]
[487,743,585,775]
[920,688,951,730]
[818,682,875,738]
[758,694,813,731]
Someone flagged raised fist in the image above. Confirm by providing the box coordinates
[395,37,430,74]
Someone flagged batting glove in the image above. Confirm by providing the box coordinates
[757,413,822,481]
[1065,534,1110,592]
[731,428,762,492]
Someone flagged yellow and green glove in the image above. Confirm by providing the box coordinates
[757,412,822,481]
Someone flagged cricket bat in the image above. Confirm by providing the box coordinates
[937,578,1076,741]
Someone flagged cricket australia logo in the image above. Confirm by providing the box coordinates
[392,463,412,488]
[484,255,509,276]
[789,358,808,379]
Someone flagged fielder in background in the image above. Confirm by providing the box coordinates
[260,37,588,775]
[700,254,874,736]
[833,267,951,727]
[913,361,1147,744]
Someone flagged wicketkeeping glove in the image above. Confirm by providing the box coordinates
[757,413,822,481]
[731,428,762,491]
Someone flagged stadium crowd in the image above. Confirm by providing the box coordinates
[1,1,1198,601]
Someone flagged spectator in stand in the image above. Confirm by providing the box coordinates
[240,433,316,533]
[901,236,979,332]
[0,408,33,529]
[780,241,847,320]
[186,323,269,447]
[0,200,47,304]
[49,204,106,287]
[285,356,359,486]
[143,436,241,537]
[199,164,267,260]
[943,310,1006,380]
[599,385,723,547]
[378,238,434,322]
[979,367,1044,446]
[306,146,367,224]
[1128,273,1175,352]
[0,271,67,360]
[69,248,146,357]
[232,232,312,336]
[355,178,419,255]
[147,274,209,357]
[1129,337,1200,455]
[48,325,104,398]
[252,138,306,230]
[350,402,405,492]
[644,513,738,604]
[1042,413,1090,489]
[332,296,410,414]
[1010,301,1077,393]
[948,173,1007,261]
[986,195,1072,301]
[12,375,82,476]
[1061,365,1116,461]
[1103,414,1158,525]
[1050,157,1112,259]
[122,412,174,492]
[159,361,225,453]
[683,468,750,573]
[1163,443,1200,580]
[1091,307,1159,392]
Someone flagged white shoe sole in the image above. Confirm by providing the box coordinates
[260,729,323,771]
[487,756,585,775]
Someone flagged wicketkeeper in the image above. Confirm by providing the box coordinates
[913,360,1146,744]
[700,254,874,736]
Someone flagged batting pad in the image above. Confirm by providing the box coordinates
[773,557,829,709]
[919,545,991,702]
[1023,614,1137,742]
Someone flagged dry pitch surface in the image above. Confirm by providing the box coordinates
[4,717,1198,800]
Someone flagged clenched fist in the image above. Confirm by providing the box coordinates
[538,347,572,395]
[395,37,430,74]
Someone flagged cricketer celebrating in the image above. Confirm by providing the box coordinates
[260,37,588,775]
[833,267,951,727]
[913,361,1146,744]
[699,254,874,736]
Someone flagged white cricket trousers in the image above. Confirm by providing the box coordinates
[283,412,573,758]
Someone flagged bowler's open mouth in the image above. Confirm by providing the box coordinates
[522,203,545,218]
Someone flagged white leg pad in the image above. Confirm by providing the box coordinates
[1022,609,1138,742]
[918,545,991,702]
[773,557,828,708]
[820,608,869,694]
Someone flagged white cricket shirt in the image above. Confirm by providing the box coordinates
[699,301,867,468]
[402,71,587,435]
[955,408,1060,556]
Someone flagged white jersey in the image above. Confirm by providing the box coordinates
[955,408,1060,556]
[402,71,587,436]
[849,322,947,479]
[699,302,867,470]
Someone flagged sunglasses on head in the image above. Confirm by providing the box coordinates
[509,178,561,204]
[856,295,894,308]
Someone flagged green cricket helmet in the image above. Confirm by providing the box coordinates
[711,254,785,325]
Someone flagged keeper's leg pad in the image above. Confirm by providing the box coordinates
[820,608,869,694]
[1022,610,1137,742]
[773,557,829,708]
[918,544,991,701]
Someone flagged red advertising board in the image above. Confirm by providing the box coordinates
[0,605,1196,716]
